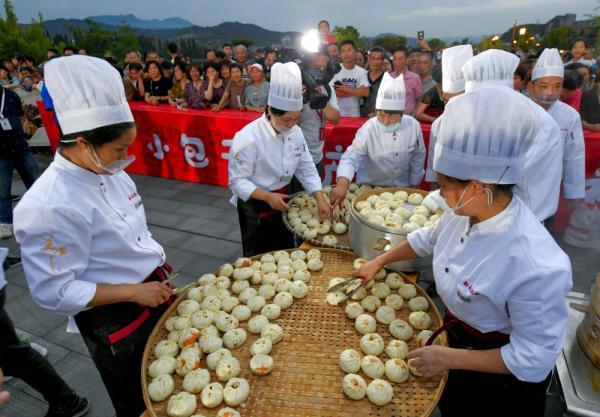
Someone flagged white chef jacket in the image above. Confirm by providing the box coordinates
[13,151,166,319]
[425,116,442,183]
[515,101,563,221]
[548,101,586,199]
[407,196,572,382]
[228,114,322,204]
[337,116,426,186]
[298,87,339,164]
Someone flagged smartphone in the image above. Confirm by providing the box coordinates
[334,81,343,86]
[418,31,425,40]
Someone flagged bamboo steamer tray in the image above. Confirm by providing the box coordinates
[142,248,447,417]
[282,192,352,251]
[577,273,600,368]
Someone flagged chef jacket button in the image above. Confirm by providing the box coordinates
[460,237,464,243]
[137,237,141,242]
[395,153,398,156]
[123,213,127,218]
[445,267,449,273]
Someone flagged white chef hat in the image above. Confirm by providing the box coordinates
[531,48,564,81]
[375,72,405,111]
[44,55,133,135]
[462,49,519,92]
[442,44,473,93]
[433,86,539,184]
[268,62,303,112]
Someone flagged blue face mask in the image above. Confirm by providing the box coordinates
[377,120,400,133]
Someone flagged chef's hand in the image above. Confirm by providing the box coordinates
[407,345,452,379]
[330,178,349,210]
[265,192,289,211]
[0,368,10,406]
[356,258,383,287]
[314,191,333,222]
[131,281,173,307]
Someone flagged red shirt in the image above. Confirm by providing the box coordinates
[561,88,582,112]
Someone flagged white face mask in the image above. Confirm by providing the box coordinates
[270,116,293,134]
[376,120,400,133]
[87,146,135,175]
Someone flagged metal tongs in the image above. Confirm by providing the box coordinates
[327,274,368,300]
[161,271,196,296]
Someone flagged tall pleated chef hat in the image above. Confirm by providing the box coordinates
[462,49,519,92]
[441,44,473,93]
[532,48,564,81]
[268,62,303,112]
[44,55,134,135]
[375,72,406,111]
[433,86,539,184]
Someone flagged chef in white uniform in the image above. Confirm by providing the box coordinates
[358,87,572,417]
[13,56,172,417]
[425,44,473,184]
[330,73,425,208]
[461,49,564,221]
[228,62,332,256]
[529,48,586,200]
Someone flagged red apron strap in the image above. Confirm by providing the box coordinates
[107,263,174,345]
[428,310,510,346]
[107,308,150,344]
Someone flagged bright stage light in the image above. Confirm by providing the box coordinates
[301,29,320,53]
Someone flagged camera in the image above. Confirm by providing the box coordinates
[278,47,340,110]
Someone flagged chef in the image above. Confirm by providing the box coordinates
[329,73,426,208]
[425,44,473,185]
[228,62,332,256]
[461,49,564,221]
[358,87,572,417]
[529,48,586,201]
[13,56,172,417]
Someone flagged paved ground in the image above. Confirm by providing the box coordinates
[2,152,598,417]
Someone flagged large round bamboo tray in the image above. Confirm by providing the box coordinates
[282,192,352,251]
[142,248,447,417]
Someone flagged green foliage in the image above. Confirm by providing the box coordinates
[427,38,446,50]
[68,19,140,59]
[231,38,253,48]
[373,35,406,52]
[0,0,52,63]
[478,35,506,50]
[542,26,576,50]
[332,25,366,49]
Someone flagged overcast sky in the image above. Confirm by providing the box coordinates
[14,0,596,38]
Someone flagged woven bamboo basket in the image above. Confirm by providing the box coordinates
[142,248,447,417]
[282,192,352,251]
[577,273,600,368]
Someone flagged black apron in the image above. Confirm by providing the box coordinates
[74,263,174,417]
[437,310,551,417]
[236,186,294,257]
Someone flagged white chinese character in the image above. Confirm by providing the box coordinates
[221,139,233,160]
[180,133,209,168]
[323,144,344,186]
[147,133,170,160]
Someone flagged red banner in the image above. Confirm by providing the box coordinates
[38,100,596,192]
[39,102,434,188]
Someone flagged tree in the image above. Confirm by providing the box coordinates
[332,25,366,49]
[542,26,576,50]
[478,35,506,51]
[0,0,52,64]
[427,38,446,50]
[68,19,140,60]
[231,38,253,48]
[373,35,406,52]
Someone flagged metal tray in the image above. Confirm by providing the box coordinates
[555,292,600,417]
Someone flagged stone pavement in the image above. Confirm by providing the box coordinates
[2,153,598,417]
